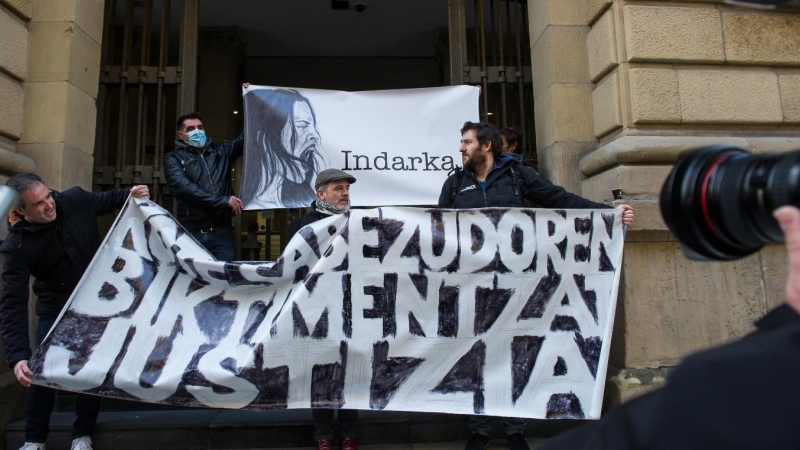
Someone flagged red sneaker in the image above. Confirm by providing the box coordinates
[316,440,333,450]
[341,437,357,450]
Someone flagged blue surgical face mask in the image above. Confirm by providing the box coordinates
[185,129,207,148]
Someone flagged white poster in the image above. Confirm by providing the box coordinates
[240,85,479,209]
[30,199,624,420]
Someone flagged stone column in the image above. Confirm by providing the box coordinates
[530,0,598,194]
[17,0,104,190]
[0,0,40,443]
[530,0,800,407]
[0,0,37,187]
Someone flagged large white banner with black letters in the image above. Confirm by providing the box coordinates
[29,199,624,420]
[240,85,479,209]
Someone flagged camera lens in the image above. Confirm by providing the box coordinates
[660,145,800,260]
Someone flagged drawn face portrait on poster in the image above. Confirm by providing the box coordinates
[241,88,329,209]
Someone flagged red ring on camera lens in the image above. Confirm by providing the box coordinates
[699,153,732,244]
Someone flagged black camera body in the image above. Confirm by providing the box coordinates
[661,145,800,261]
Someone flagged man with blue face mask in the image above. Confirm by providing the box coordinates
[164,93,248,260]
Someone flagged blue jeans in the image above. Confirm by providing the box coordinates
[25,317,101,443]
[191,226,235,261]
[468,415,527,436]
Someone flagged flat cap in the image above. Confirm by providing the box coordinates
[315,168,357,190]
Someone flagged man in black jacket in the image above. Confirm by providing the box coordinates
[438,122,633,450]
[439,121,634,218]
[0,173,149,450]
[540,205,800,450]
[287,168,358,450]
[164,108,246,261]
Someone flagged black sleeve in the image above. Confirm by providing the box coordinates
[220,134,244,161]
[163,151,230,209]
[0,248,32,368]
[80,187,129,216]
[437,176,454,208]
[520,166,610,209]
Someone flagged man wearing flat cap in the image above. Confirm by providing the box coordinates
[288,168,359,450]
[288,168,356,237]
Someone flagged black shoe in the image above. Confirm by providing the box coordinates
[506,433,530,450]
[465,433,489,450]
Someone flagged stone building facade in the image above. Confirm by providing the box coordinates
[540,0,800,404]
[0,0,798,445]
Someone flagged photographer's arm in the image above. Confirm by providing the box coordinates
[774,206,800,313]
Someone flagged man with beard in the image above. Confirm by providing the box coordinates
[437,122,633,450]
[1,173,149,450]
[288,168,358,450]
[164,98,248,261]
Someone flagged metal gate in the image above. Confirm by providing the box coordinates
[448,0,535,163]
[93,0,198,205]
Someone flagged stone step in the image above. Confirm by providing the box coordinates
[6,408,576,449]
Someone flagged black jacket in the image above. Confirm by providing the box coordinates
[164,135,244,231]
[541,304,800,450]
[288,201,331,236]
[438,153,609,210]
[0,187,129,368]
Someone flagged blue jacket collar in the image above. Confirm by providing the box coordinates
[493,152,522,169]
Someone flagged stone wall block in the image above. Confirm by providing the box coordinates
[534,85,555,151]
[588,9,617,82]
[27,22,101,97]
[17,142,64,187]
[581,136,751,177]
[0,7,28,79]
[529,0,588,45]
[31,0,104,44]
[20,82,67,144]
[2,0,32,19]
[779,74,800,123]
[587,0,612,25]
[59,141,93,188]
[629,68,681,124]
[582,165,672,200]
[678,70,783,124]
[529,0,549,45]
[613,241,767,367]
[0,140,35,175]
[531,30,551,99]
[592,70,622,138]
[0,73,24,139]
[623,5,724,63]
[553,83,595,144]
[537,141,597,195]
[744,137,800,154]
[759,244,787,309]
[532,26,590,99]
[722,11,800,66]
[16,142,90,189]
[63,83,97,154]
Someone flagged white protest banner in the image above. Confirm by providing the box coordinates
[240,85,479,209]
[29,199,624,420]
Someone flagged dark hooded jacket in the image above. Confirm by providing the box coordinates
[438,153,610,209]
[163,135,243,231]
[288,200,332,236]
[0,186,129,368]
